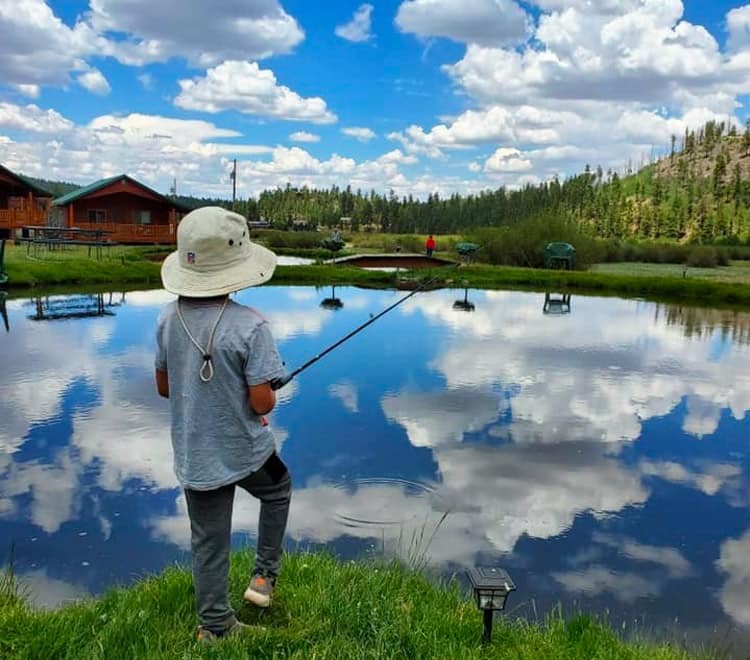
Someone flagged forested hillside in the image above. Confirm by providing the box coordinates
[249,119,750,242]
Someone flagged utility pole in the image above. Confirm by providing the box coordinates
[230,159,237,209]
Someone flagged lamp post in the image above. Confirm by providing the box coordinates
[466,567,516,644]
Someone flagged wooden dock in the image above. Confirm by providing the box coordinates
[327,253,455,269]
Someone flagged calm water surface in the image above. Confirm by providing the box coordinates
[1,286,749,652]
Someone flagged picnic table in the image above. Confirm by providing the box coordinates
[18,226,116,260]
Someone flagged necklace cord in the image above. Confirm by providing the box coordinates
[176,298,229,383]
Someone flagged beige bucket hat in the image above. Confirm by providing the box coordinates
[161,206,277,297]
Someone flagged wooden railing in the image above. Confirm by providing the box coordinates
[0,207,47,230]
[72,222,177,244]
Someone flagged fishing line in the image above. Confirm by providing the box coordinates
[270,266,459,390]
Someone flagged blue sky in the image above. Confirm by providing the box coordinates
[1,0,750,199]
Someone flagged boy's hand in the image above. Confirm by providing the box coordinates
[155,369,169,398]
[249,382,276,415]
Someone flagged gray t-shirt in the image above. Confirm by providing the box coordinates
[155,298,285,490]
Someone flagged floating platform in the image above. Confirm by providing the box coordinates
[326,253,455,269]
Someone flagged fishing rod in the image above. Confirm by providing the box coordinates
[270,266,458,390]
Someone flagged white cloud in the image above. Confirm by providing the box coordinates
[397,290,750,445]
[592,533,692,578]
[484,147,532,173]
[174,61,337,124]
[640,460,742,497]
[137,73,155,90]
[388,106,560,157]
[0,102,73,133]
[342,126,376,141]
[77,68,111,95]
[717,530,750,626]
[15,84,40,98]
[328,381,359,413]
[553,566,660,603]
[395,0,530,47]
[88,0,304,66]
[0,0,99,87]
[335,4,374,43]
[728,5,750,52]
[289,131,321,143]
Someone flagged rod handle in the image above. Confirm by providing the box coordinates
[270,373,294,391]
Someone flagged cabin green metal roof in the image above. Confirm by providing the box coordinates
[52,175,123,206]
[0,164,53,197]
[52,174,192,211]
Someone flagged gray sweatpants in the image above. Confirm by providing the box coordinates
[184,452,292,633]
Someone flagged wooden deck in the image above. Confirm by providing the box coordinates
[0,207,46,230]
[327,253,455,269]
[65,222,176,244]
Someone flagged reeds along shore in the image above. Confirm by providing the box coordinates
[0,551,706,660]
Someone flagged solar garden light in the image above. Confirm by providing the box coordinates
[453,280,475,312]
[466,567,516,644]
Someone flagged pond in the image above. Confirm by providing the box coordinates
[1,286,749,653]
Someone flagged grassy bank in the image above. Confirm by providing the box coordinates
[0,551,703,660]
[5,244,750,307]
[3,244,163,288]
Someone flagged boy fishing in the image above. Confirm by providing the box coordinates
[154,206,291,642]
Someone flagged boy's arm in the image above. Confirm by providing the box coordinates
[248,383,275,415]
[244,321,285,416]
[155,369,169,398]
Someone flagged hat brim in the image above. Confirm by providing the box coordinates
[160,242,277,297]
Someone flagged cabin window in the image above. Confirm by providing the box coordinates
[139,210,151,225]
[87,209,107,223]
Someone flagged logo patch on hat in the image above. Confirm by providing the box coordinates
[187,251,196,264]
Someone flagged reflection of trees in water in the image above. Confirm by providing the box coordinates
[655,304,750,345]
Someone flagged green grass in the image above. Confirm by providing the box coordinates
[592,261,750,283]
[0,551,706,660]
[4,244,162,287]
[5,243,750,308]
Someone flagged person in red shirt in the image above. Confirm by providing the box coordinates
[425,234,436,257]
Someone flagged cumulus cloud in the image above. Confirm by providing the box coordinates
[342,126,376,141]
[484,147,532,173]
[335,4,374,43]
[0,102,457,199]
[328,381,359,413]
[398,290,750,444]
[0,107,275,194]
[395,0,530,47]
[15,84,40,98]
[0,0,99,87]
[0,102,73,133]
[289,131,321,143]
[88,0,304,66]
[717,530,750,626]
[174,61,337,124]
[137,73,155,90]
[77,68,111,95]
[727,5,750,52]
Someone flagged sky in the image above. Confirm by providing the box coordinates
[1,0,750,200]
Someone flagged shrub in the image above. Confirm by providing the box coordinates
[249,230,323,249]
[686,246,719,268]
[470,213,602,269]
